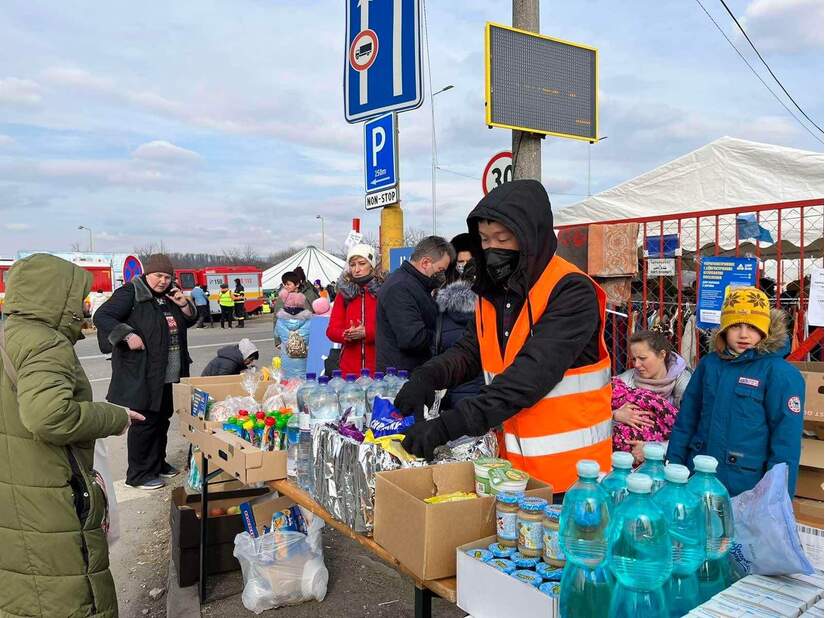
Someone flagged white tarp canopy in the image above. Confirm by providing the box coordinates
[262,246,346,290]
[555,136,824,232]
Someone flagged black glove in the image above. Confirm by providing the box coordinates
[393,377,436,422]
[402,417,450,461]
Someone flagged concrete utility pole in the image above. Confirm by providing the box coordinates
[512,0,541,181]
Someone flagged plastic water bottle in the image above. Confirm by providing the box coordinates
[286,413,301,478]
[600,451,634,509]
[295,411,314,493]
[560,460,613,618]
[296,373,317,416]
[636,443,667,493]
[338,374,367,430]
[687,455,734,603]
[328,369,346,399]
[308,376,339,424]
[355,368,373,394]
[653,464,706,618]
[365,371,386,421]
[383,367,399,392]
[383,368,408,400]
[608,473,672,617]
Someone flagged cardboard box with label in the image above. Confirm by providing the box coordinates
[456,535,557,618]
[169,485,270,587]
[199,429,287,485]
[373,462,554,581]
[790,362,824,502]
[790,362,824,423]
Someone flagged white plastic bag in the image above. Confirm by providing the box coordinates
[730,462,814,576]
[233,507,328,614]
[93,439,119,545]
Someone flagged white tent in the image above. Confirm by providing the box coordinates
[262,246,346,290]
[555,137,824,235]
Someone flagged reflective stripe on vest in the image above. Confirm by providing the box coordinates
[219,291,234,307]
[484,365,611,399]
[476,254,613,492]
[504,418,613,458]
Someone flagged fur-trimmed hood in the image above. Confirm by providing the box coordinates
[336,271,383,301]
[712,308,789,357]
[436,280,477,315]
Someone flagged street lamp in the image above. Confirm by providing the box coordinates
[315,215,325,251]
[587,136,608,197]
[431,84,454,235]
[77,225,93,252]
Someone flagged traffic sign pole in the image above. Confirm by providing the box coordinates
[511,0,541,181]
[380,205,404,272]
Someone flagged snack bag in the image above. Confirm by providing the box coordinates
[366,397,415,439]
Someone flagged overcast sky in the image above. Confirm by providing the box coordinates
[0,0,822,257]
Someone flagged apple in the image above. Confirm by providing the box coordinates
[209,507,226,517]
[226,506,241,516]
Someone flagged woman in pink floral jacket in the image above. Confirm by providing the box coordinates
[612,328,692,463]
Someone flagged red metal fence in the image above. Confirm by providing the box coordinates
[558,199,824,373]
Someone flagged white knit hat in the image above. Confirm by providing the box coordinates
[238,338,258,360]
[346,243,376,269]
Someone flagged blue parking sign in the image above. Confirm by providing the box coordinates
[345,0,423,122]
[364,113,397,193]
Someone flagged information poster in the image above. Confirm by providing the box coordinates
[697,256,758,329]
[809,267,824,327]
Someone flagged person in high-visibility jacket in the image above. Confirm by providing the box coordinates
[218,283,235,328]
[395,179,612,493]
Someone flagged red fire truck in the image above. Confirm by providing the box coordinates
[174,266,264,315]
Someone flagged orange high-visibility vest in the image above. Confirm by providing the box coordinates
[476,255,612,493]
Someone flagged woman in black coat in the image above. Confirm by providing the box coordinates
[94,254,196,490]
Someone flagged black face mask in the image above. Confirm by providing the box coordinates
[429,271,447,288]
[484,248,520,285]
[353,273,374,285]
[284,306,303,316]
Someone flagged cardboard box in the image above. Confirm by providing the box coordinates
[794,497,824,528]
[456,535,557,618]
[801,438,824,470]
[172,380,273,422]
[373,462,554,580]
[796,467,824,502]
[200,429,287,485]
[790,362,824,423]
[169,485,270,587]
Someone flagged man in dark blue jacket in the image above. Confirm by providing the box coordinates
[375,236,454,373]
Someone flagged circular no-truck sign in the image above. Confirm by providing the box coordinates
[349,29,379,72]
[482,151,513,195]
[122,255,143,282]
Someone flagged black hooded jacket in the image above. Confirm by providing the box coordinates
[413,180,602,439]
[201,345,247,377]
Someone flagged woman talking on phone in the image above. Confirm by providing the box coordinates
[94,254,197,490]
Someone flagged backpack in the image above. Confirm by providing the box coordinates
[286,330,307,358]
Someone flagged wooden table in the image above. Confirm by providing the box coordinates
[269,478,457,617]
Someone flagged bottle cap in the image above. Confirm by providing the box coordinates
[318,376,329,385]
[374,372,385,380]
[346,374,357,382]
[693,455,718,473]
[361,369,371,377]
[576,459,601,478]
[627,473,653,494]
[332,370,342,378]
[611,451,634,469]
[305,372,316,380]
[664,463,690,483]
[399,370,409,378]
[387,367,397,375]
[643,443,665,460]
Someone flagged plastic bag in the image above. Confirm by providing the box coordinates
[94,439,119,545]
[187,446,202,492]
[210,395,260,422]
[241,367,264,397]
[262,379,301,413]
[730,462,814,576]
[233,506,328,614]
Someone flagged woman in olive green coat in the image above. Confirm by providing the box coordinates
[0,254,134,618]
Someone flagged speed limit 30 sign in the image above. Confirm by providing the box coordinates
[482,151,513,195]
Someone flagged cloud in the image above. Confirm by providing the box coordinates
[132,140,202,165]
[0,77,42,106]
[740,0,824,53]
[4,222,31,231]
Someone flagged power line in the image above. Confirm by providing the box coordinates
[718,0,823,134]
[694,0,823,145]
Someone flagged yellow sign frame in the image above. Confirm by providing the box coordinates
[484,22,599,142]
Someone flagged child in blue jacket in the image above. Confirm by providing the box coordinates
[275,292,312,380]
[667,286,804,497]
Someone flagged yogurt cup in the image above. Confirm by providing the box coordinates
[487,558,516,575]
[473,457,511,496]
[489,467,530,495]
[465,548,493,562]
[539,581,561,598]
[488,542,517,559]
[512,569,543,588]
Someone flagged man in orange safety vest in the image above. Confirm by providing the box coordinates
[395,179,612,493]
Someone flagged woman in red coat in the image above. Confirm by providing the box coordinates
[326,244,383,376]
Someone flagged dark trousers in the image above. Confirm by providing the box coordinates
[196,304,211,327]
[127,383,174,486]
[220,305,234,327]
[234,303,246,327]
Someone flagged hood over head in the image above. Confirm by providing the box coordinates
[436,280,477,315]
[216,344,245,365]
[712,308,790,358]
[466,179,557,298]
[4,253,92,343]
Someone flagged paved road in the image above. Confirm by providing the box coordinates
[79,316,465,617]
